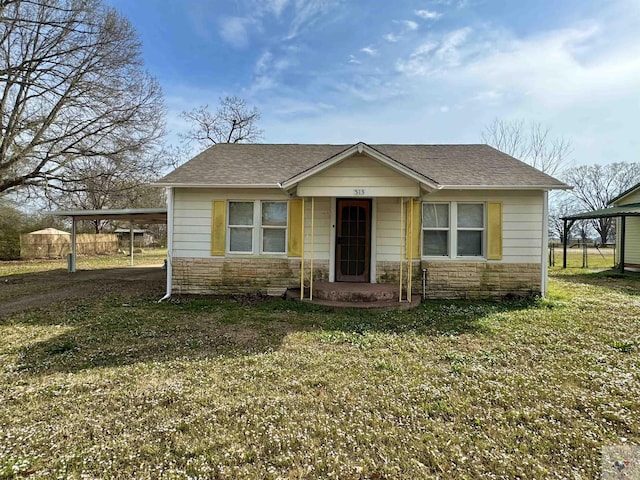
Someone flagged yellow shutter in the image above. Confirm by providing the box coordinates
[405,199,421,259]
[287,199,304,257]
[210,200,226,256]
[487,202,503,260]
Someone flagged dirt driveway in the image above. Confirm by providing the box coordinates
[0,267,166,318]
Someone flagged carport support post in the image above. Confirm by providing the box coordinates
[620,215,626,273]
[562,219,568,269]
[129,222,134,267]
[70,217,77,273]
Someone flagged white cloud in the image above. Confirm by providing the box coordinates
[415,9,442,20]
[383,33,399,42]
[360,46,378,56]
[401,20,419,31]
[218,17,253,48]
[348,54,361,64]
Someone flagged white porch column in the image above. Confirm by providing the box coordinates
[129,222,134,267]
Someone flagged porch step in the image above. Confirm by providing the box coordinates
[285,289,421,310]
[312,281,400,303]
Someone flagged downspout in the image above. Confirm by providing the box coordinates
[541,191,548,297]
[158,187,174,302]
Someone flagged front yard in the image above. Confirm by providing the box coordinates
[0,261,639,479]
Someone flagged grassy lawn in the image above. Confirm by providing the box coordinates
[0,249,167,276]
[0,264,639,478]
[550,246,616,269]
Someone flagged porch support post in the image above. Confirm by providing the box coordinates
[300,197,305,300]
[407,199,413,302]
[310,197,314,301]
[70,217,77,273]
[562,219,568,269]
[620,215,626,273]
[129,221,134,267]
[399,197,404,302]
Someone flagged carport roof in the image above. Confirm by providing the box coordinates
[561,203,640,220]
[52,208,167,223]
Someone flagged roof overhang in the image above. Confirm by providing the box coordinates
[279,142,441,191]
[608,182,640,206]
[52,208,167,223]
[437,184,572,190]
[153,183,280,189]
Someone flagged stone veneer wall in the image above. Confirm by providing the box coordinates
[173,257,540,298]
[377,260,541,298]
[423,261,541,298]
[172,257,328,295]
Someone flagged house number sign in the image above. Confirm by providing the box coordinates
[353,188,366,195]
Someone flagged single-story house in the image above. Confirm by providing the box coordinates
[156,142,568,300]
[562,182,640,272]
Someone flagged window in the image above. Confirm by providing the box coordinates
[422,203,449,256]
[227,200,287,254]
[228,201,254,253]
[457,203,484,256]
[261,201,287,253]
[421,202,486,258]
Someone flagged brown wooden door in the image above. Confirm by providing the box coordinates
[336,199,371,282]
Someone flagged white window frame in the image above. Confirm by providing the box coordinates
[456,202,485,258]
[226,200,288,256]
[260,201,288,255]
[421,201,486,260]
[422,202,451,258]
[227,200,255,254]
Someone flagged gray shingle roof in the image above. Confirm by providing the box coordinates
[157,143,568,189]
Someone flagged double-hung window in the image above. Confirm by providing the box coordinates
[261,201,287,254]
[422,202,485,258]
[457,203,484,256]
[227,200,287,254]
[422,203,450,256]
[228,201,254,253]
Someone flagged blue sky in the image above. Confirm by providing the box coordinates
[107,0,640,166]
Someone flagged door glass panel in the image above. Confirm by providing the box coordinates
[339,205,367,277]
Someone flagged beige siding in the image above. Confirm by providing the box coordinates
[298,154,419,197]
[421,190,544,264]
[624,217,640,264]
[376,197,403,262]
[303,197,331,261]
[172,188,289,258]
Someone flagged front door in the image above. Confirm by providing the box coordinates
[336,199,371,282]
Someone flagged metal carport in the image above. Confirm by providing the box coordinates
[561,203,640,273]
[52,208,167,272]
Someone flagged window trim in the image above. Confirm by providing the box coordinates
[421,202,451,257]
[226,200,288,256]
[260,201,288,255]
[227,201,255,254]
[421,201,486,260]
[456,202,485,258]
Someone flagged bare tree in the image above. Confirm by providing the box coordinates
[0,0,165,197]
[481,119,571,176]
[180,96,263,149]
[548,193,578,242]
[563,162,640,245]
[45,151,167,232]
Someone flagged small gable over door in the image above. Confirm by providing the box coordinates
[297,154,420,197]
